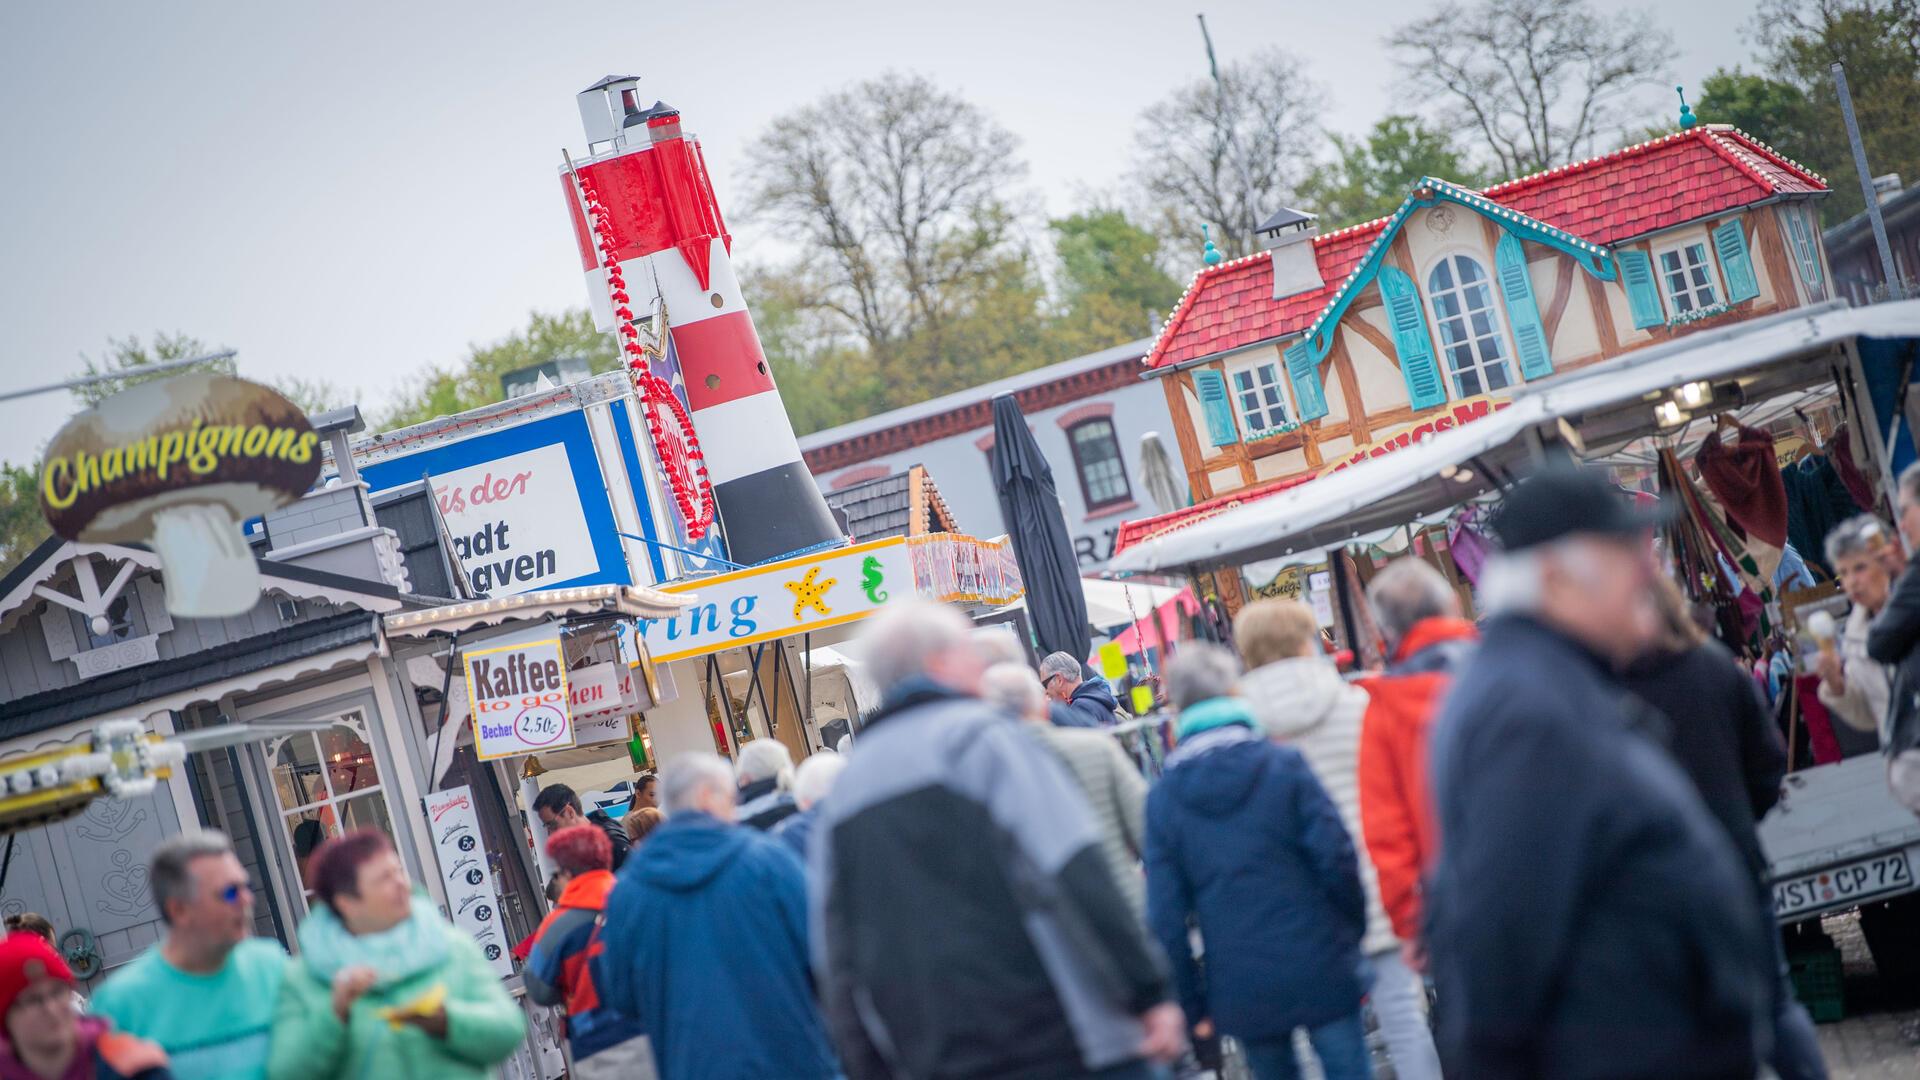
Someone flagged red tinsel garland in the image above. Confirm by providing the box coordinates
[576,172,717,539]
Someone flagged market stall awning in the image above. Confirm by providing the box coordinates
[1111,300,1920,573]
[384,584,692,637]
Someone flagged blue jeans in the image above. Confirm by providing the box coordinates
[1241,1013,1371,1080]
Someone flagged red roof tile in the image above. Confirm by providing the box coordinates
[1113,472,1319,555]
[1144,126,1826,370]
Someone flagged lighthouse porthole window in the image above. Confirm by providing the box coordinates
[709,293,725,309]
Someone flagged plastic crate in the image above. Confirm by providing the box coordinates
[1787,946,1846,1023]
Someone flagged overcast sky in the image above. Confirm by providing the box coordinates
[0,0,1760,466]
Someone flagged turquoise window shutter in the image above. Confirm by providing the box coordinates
[1616,249,1666,328]
[1283,341,1329,421]
[1495,232,1554,380]
[1192,368,1240,447]
[1377,266,1447,411]
[1713,219,1760,303]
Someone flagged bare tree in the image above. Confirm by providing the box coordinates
[1388,0,1676,178]
[1131,50,1325,260]
[742,72,1033,369]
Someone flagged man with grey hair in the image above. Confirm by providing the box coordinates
[1426,467,1772,1077]
[772,752,849,860]
[735,738,800,831]
[1146,643,1372,1079]
[817,601,1183,1079]
[91,829,288,1079]
[1040,650,1122,728]
[1867,460,1920,814]
[984,662,1149,917]
[1353,558,1478,961]
[595,753,840,1079]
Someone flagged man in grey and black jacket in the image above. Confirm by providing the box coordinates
[812,601,1184,1080]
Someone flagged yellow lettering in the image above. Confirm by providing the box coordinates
[41,458,75,510]
[76,451,100,494]
[265,427,295,460]
[126,435,154,474]
[100,446,124,483]
[242,425,270,455]
[289,431,319,464]
[217,425,245,455]
[158,431,186,480]
[190,426,222,474]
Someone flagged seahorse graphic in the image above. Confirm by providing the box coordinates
[860,556,888,604]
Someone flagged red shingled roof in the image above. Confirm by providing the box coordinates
[1144,126,1826,370]
[1113,472,1318,555]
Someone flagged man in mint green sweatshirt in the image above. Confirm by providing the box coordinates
[92,830,287,1080]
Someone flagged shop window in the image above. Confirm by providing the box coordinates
[268,713,394,898]
[1227,357,1292,438]
[1426,254,1514,398]
[1067,418,1132,510]
[1655,239,1721,316]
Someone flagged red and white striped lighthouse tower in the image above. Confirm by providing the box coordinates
[562,76,844,567]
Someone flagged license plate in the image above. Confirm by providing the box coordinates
[1774,848,1918,919]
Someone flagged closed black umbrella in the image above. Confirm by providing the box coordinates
[990,393,1091,662]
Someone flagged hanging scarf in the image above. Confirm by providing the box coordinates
[1697,425,1790,546]
[1660,448,1773,642]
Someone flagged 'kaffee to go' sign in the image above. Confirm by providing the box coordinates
[464,638,577,761]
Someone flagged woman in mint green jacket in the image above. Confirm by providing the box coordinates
[268,831,527,1080]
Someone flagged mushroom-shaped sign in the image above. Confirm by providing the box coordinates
[38,373,323,619]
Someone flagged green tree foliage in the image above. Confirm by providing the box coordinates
[742,73,1060,425]
[378,309,617,430]
[1737,0,1920,224]
[75,332,235,407]
[0,462,48,570]
[1048,209,1182,355]
[76,332,351,414]
[1299,117,1485,229]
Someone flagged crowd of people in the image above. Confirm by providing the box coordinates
[18,463,1920,1079]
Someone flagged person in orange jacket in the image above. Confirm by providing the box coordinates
[1356,558,1478,966]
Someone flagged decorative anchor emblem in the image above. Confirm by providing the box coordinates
[784,567,836,620]
[860,556,888,605]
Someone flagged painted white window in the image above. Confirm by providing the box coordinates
[1066,418,1132,510]
[268,712,395,899]
[1425,254,1514,398]
[1655,239,1721,316]
[1227,355,1291,438]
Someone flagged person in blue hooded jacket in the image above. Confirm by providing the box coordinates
[1040,652,1123,727]
[593,753,839,1080]
[1145,644,1370,1080]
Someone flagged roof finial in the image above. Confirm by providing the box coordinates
[1677,85,1698,130]
[1202,223,1223,267]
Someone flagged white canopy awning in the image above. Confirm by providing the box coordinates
[1111,300,1920,573]
[384,584,691,638]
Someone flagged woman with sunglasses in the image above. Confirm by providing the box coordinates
[267,831,525,1080]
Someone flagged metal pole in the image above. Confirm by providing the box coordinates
[0,350,238,404]
[1832,62,1902,299]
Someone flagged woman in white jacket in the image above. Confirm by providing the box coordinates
[1235,598,1441,1080]
[1816,515,1897,745]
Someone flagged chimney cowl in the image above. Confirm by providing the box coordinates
[1258,207,1325,301]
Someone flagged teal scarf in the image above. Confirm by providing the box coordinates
[296,894,450,987]
[1175,697,1258,741]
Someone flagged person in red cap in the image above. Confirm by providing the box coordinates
[0,931,169,1080]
